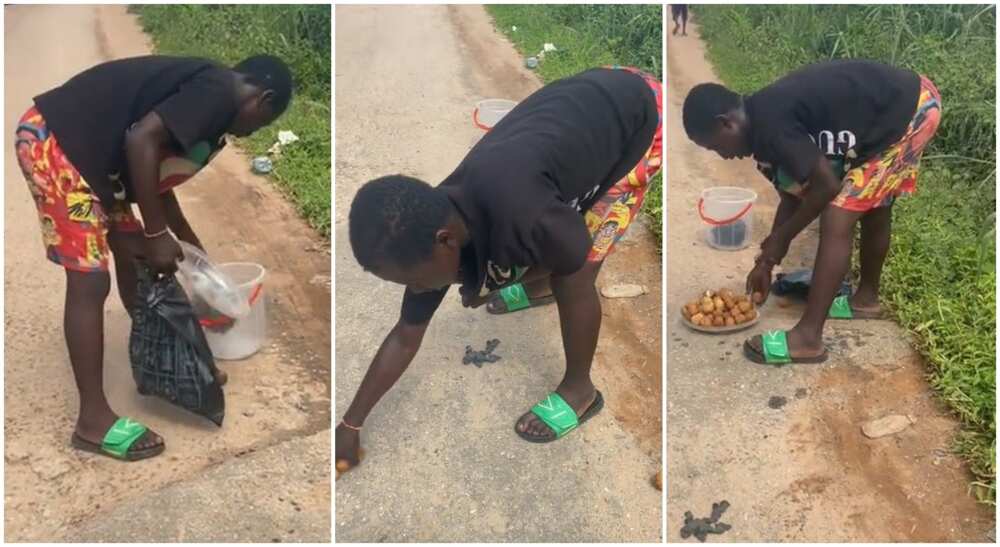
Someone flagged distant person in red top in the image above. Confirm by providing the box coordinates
[672,5,689,36]
[14,54,292,461]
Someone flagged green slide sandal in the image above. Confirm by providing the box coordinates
[71,417,164,461]
[487,283,555,315]
[516,390,604,443]
[743,330,828,365]
[828,295,883,320]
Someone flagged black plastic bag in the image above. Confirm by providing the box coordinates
[772,269,852,300]
[129,265,225,426]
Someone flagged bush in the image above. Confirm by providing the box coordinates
[695,4,996,503]
[131,4,331,236]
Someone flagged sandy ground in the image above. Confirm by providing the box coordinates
[4,5,330,541]
[334,5,662,542]
[664,20,995,542]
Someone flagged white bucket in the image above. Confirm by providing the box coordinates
[698,187,757,251]
[473,99,517,131]
[201,263,267,361]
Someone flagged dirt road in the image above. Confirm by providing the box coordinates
[665,20,994,542]
[4,6,330,541]
[334,5,661,542]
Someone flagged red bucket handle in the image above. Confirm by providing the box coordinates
[698,197,753,226]
[472,107,492,132]
[198,283,263,328]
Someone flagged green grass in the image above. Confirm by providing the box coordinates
[130,4,331,237]
[486,4,663,248]
[695,4,996,503]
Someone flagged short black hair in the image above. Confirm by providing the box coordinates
[234,54,293,116]
[349,175,453,269]
[682,83,742,139]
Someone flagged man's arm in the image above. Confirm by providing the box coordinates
[770,190,801,235]
[747,189,802,302]
[125,111,183,273]
[336,317,429,468]
[761,157,842,263]
[342,319,428,427]
[162,190,204,251]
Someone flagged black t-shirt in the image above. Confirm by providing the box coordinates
[744,59,921,182]
[400,67,659,324]
[33,55,238,205]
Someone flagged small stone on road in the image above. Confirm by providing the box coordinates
[861,414,914,438]
[601,284,647,298]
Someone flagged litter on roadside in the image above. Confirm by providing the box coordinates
[680,500,732,542]
[601,284,647,298]
[861,414,915,438]
[251,156,273,174]
[463,338,501,367]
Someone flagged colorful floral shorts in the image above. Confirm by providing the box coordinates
[14,106,142,273]
[585,66,663,262]
[833,75,942,212]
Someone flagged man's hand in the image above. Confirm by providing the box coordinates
[745,261,773,304]
[759,233,791,266]
[335,423,362,478]
[145,232,183,274]
[163,190,205,251]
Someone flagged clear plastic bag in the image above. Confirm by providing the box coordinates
[129,265,225,426]
[176,241,249,319]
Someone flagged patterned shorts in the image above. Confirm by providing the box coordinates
[584,66,663,262]
[833,75,942,211]
[14,106,142,273]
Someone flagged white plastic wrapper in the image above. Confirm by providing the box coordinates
[176,241,250,319]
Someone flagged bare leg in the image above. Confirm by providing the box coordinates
[852,204,892,312]
[783,206,863,355]
[65,269,162,450]
[516,260,603,438]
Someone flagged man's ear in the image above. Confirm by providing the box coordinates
[258,89,276,109]
[435,228,459,250]
[715,113,736,133]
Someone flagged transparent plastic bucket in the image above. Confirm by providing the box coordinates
[698,187,757,251]
[200,263,267,361]
[177,241,249,319]
[473,99,517,131]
